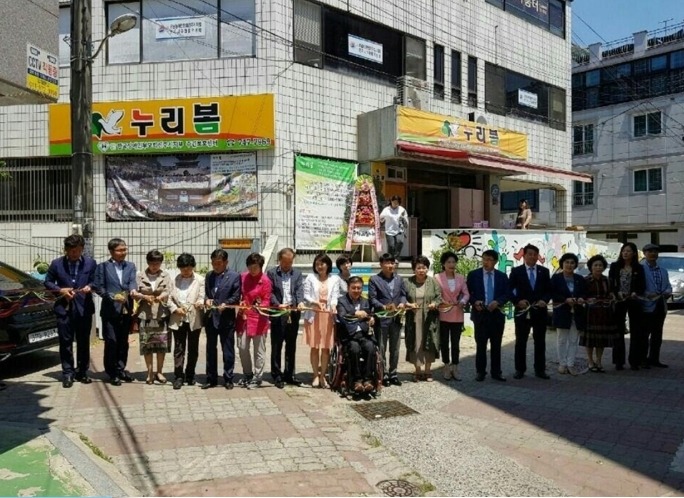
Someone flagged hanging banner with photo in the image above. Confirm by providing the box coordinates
[295,155,356,250]
[106,153,257,220]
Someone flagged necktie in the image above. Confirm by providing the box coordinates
[486,272,494,305]
[69,261,78,285]
[528,267,536,289]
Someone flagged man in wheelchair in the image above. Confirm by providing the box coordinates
[336,276,377,394]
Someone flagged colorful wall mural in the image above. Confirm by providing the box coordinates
[423,228,621,274]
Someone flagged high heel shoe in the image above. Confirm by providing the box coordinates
[155,373,168,384]
[146,374,154,385]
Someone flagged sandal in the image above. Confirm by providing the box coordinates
[596,365,606,373]
[589,366,599,373]
[312,376,320,388]
[146,375,154,385]
[413,372,422,383]
[424,373,433,382]
[155,373,168,384]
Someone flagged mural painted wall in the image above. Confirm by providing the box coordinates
[424,228,591,274]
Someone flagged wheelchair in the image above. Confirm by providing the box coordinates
[327,325,384,399]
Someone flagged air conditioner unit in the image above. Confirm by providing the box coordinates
[397,76,430,111]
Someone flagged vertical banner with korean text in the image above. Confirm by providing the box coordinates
[295,155,356,250]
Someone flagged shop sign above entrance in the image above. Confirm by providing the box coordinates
[48,93,275,155]
[397,106,528,161]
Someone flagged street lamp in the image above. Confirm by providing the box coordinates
[70,0,136,252]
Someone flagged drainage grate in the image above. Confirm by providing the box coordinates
[376,479,421,497]
[352,400,419,421]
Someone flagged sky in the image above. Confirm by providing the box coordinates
[572,0,684,47]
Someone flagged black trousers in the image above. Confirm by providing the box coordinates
[644,301,667,365]
[102,315,131,379]
[346,337,376,383]
[439,321,463,365]
[474,313,505,376]
[58,311,93,378]
[374,318,401,379]
[612,300,643,367]
[173,323,200,380]
[205,321,235,384]
[270,311,301,381]
[514,314,547,374]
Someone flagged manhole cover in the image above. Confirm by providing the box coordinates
[351,400,419,421]
[377,479,421,497]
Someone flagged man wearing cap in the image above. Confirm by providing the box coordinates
[640,244,672,368]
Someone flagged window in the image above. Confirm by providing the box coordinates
[671,50,684,69]
[294,0,322,67]
[499,0,566,38]
[633,167,663,192]
[485,0,504,7]
[501,190,539,212]
[405,36,426,80]
[0,158,72,222]
[485,62,566,130]
[573,180,594,206]
[650,55,668,72]
[549,0,565,37]
[451,50,462,103]
[433,44,445,100]
[633,111,662,137]
[58,6,70,67]
[467,56,477,107]
[585,70,600,87]
[107,0,256,64]
[573,124,594,155]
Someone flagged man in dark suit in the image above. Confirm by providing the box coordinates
[203,249,241,390]
[45,234,97,388]
[369,253,407,387]
[267,248,304,389]
[337,276,377,393]
[509,243,552,379]
[93,238,141,386]
[467,249,509,382]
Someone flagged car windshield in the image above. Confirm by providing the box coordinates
[0,262,41,293]
[657,257,684,274]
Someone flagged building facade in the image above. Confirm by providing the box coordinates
[572,25,684,251]
[0,0,583,271]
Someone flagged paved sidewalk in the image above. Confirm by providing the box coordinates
[1,311,684,496]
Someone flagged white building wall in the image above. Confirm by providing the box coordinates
[0,0,574,271]
[573,93,684,249]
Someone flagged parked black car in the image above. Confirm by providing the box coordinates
[0,261,58,361]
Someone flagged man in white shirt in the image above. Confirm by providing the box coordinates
[379,196,409,261]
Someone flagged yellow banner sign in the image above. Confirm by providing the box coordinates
[397,106,528,160]
[49,94,274,155]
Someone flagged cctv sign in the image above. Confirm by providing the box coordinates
[27,43,59,100]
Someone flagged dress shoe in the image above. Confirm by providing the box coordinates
[363,381,374,392]
[354,381,365,393]
[451,364,462,381]
[535,371,551,380]
[513,371,524,379]
[285,377,303,387]
[475,373,486,382]
[246,380,262,390]
[110,377,122,386]
[75,373,92,384]
[186,377,196,386]
[224,382,234,390]
[389,377,402,386]
[382,378,390,387]
[121,373,135,383]
[492,375,506,382]
[274,378,285,389]
[201,382,217,389]
[173,378,183,390]
[442,364,453,380]
[650,361,669,368]
[615,365,624,371]
[62,378,74,388]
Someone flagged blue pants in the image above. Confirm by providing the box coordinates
[205,321,235,384]
[58,312,93,378]
[102,315,131,379]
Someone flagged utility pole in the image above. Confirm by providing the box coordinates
[70,0,94,253]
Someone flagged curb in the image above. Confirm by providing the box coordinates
[1,421,140,497]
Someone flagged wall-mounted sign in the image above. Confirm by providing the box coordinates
[219,238,253,249]
[348,34,383,64]
[397,106,528,161]
[518,88,539,109]
[510,0,549,24]
[155,17,206,39]
[26,43,59,100]
[49,94,274,155]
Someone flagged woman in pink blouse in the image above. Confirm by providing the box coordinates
[237,252,272,389]
[434,251,470,381]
